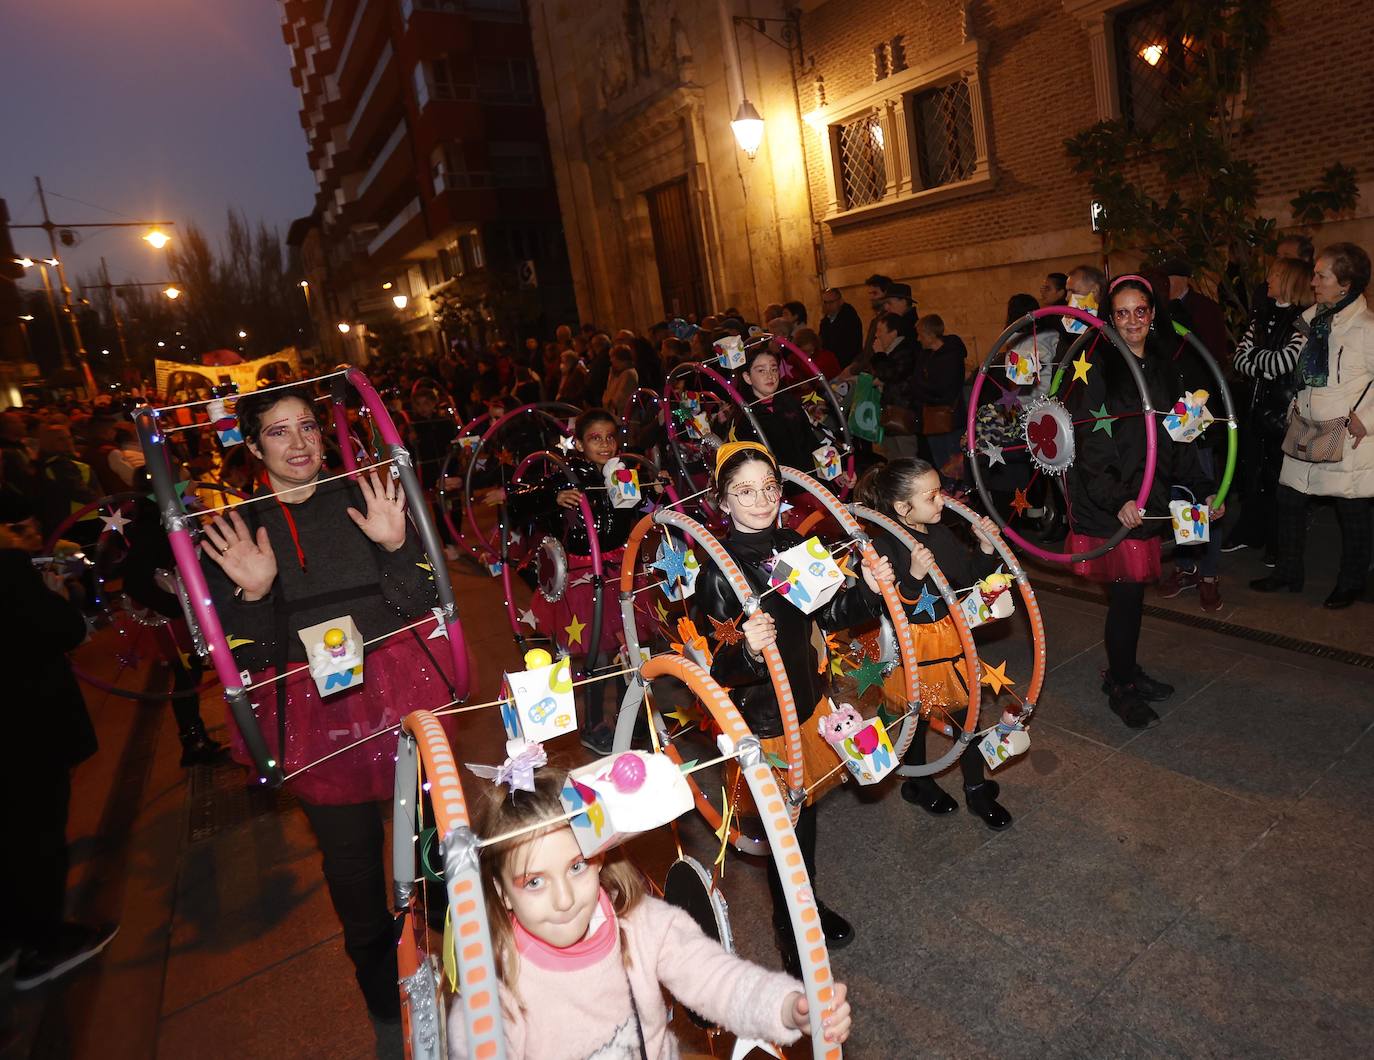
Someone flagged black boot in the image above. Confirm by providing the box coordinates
[964,782,1013,831]
[1323,584,1363,610]
[815,900,853,949]
[899,777,958,815]
[773,922,802,978]
[1103,677,1159,730]
[179,723,227,767]
[1250,574,1303,593]
[1100,667,1173,701]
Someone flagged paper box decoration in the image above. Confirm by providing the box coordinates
[457,435,482,453]
[655,537,701,601]
[501,652,578,743]
[957,569,1017,629]
[812,443,843,481]
[1163,390,1214,444]
[485,559,504,577]
[299,615,364,696]
[685,411,712,440]
[603,458,641,508]
[1064,292,1098,334]
[1004,346,1040,386]
[715,335,746,370]
[978,727,1030,770]
[1170,499,1211,544]
[767,536,844,614]
[817,702,897,785]
[682,392,702,416]
[559,751,695,857]
[206,397,243,448]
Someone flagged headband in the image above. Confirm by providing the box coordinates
[1108,273,1153,295]
[713,440,773,478]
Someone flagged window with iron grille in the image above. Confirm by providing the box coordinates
[911,78,976,190]
[835,111,887,209]
[1115,0,1204,133]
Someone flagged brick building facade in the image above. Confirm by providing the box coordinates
[531,0,1374,357]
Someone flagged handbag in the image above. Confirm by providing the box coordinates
[882,405,918,435]
[920,404,956,435]
[1281,380,1374,463]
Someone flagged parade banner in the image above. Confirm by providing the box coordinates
[155,348,302,397]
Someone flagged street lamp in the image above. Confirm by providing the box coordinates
[337,322,351,334]
[731,99,765,158]
[392,294,409,310]
[142,228,171,249]
[238,330,248,339]
[164,286,181,300]
[298,280,309,288]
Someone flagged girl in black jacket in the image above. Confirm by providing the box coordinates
[1064,276,1216,729]
[696,441,893,972]
[856,459,1012,830]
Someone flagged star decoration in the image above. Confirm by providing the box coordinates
[557,434,577,453]
[1010,488,1031,517]
[913,586,939,621]
[802,390,825,407]
[100,508,131,537]
[981,444,1006,467]
[714,787,736,871]
[829,655,850,677]
[518,608,538,630]
[653,599,670,624]
[496,447,515,467]
[428,608,449,639]
[980,659,1015,694]
[852,656,888,697]
[1090,403,1114,436]
[564,614,586,647]
[1072,352,1093,383]
[996,387,1022,411]
[226,635,255,649]
[416,561,434,573]
[708,614,743,646]
[778,358,794,379]
[650,544,690,583]
[665,706,695,728]
[852,628,882,661]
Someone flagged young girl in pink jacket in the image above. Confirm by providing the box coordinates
[446,768,852,1059]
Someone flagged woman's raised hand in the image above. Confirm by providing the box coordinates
[347,469,408,552]
[201,510,277,600]
[741,610,776,656]
[860,551,895,593]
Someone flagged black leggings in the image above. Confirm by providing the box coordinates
[767,802,817,929]
[902,661,985,789]
[1105,582,1147,684]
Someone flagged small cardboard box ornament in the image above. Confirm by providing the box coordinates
[817,702,897,785]
[1063,292,1098,334]
[206,397,243,448]
[485,559,504,577]
[685,411,712,440]
[603,458,641,508]
[299,616,364,696]
[957,569,1017,629]
[978,726,1030,770]
[1163,390,1214,444]
[559,751,695,857]
[812,443,843,481]
[1004,346,1040,386]
[767,536,844,614]
[715,335,747,370]
[1169,495,1210,544]
[501,650,578,743]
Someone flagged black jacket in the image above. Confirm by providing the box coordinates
[1,548,97,771]
[732,390,822,473]
[1065,336,1213,539]
[505,454,650,555]
[820,302,864,369]
[867,521,999,624]
[872,337,918,409]
[695,525,879,738]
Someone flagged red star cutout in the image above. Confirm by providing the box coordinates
[1010,488,1031,517]
[853,628,883,662]
[497,447,515,467]
[709,614,744,646]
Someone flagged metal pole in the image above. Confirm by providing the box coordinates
[35,177,96,396]
[100,256,131,375]
[35,263,65,358]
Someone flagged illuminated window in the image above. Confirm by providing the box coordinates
[835,111,887,209]
[1115,0,1204,132]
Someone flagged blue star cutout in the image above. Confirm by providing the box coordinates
[651,544,690,583]
[913,586,939,620]
[995,388,1022,411]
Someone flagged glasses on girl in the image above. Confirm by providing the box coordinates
[729,482,781,506]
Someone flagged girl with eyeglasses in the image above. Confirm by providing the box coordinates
[1065,275,1217,729]
[696,441,894,975]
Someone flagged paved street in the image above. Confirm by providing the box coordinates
[4,546,1373,1060]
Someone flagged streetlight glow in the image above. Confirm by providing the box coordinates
[337,322,351,334]
[381,281,393,290]
[731,99,765,158]
[298,280,309,288]
[237,330,247,339]
[143,229,171,249]
[14,257,34,268]
[164,286,181,299]
[392,294,409,309]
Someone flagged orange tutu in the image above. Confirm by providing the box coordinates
[879,613,971,725]
[729,699,849,813]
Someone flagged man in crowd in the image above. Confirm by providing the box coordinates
[882,282,919,342]
[1039,272,1068,307]
[818,287,863,370]
[860,273,894,368]
[871,311,920,460]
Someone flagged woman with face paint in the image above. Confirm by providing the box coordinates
[696,442,894,975]
[1064,277,1216,730]
[199,386,455,1022]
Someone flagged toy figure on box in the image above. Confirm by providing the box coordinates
[695,441,894,975]
[855,458,1014,830]
[503,409,669,754]
[446,768,852,1059]
[199,386,457,1022]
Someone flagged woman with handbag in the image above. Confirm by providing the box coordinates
[1252,242,1374,609]
[912,314,968,476]
[1229,257,1314,562]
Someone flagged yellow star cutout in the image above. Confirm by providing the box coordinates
[226,635,255,649]
[654,599,669,624]
[1072,352,1093,383]
[980,659,1015,694]
[665,706,695,728]
[416,561,433,573]
[714,787,736,872]
[829,655,850,677]
[564,614,586,647]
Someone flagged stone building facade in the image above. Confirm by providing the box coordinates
[531,0,1374,354]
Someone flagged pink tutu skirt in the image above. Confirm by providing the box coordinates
[1066,532,1161,584]
[227,616,459,805]
[532,546,655,657]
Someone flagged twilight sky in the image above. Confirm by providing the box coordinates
[1,0,314,293]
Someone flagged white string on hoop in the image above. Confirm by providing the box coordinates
[242,611,443,692]
[195,460,396,518]
[145,369,351,416]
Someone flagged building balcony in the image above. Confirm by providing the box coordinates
[367,198,424,261]
[345,42,397,149]
[335,0,386,99]
[355,122,410,207]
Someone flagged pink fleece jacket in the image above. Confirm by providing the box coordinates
[446,891,802,1059]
